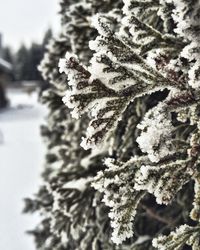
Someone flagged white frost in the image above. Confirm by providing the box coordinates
[63,177,93,191]
[136,104,173,163]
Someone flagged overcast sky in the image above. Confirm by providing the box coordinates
[0,0,61,50]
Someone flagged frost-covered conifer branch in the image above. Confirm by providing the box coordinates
[60,13,185,150]
[135,158,195,205]
[63,2,95,63]
[123,0,160,27]
[153,224,200,250]
[122,13,183,56]
[136,89,200,164]
[158,0,175,33]
[122,0,185,56]
[111,98,146,161]
[39,36,71,93]
[92,158,145,244]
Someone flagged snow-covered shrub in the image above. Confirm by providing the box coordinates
[25,0,200,249]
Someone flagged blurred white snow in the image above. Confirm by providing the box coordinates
[0,88,46,250]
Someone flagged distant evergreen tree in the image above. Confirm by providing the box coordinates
[25,0,200,249]
[2,46,13,64]
[28,43,43,81]
[14,28,53,81]
[14,44,30,81]
[42,28,53,48]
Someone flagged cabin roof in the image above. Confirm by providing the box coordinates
[0,58,12,73]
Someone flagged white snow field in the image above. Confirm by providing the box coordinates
[0,89,46,250]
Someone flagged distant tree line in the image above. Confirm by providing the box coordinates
[2,28,53,82]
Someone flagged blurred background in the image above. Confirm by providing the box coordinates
[0,1,60,249]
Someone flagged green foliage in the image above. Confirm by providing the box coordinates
[25,0,200,249]
[153,225,200,250]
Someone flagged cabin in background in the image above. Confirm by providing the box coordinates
[0,33,12,109]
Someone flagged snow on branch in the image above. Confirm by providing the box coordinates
[59,14,183,150]
[135,158,195,205]
[153,224,200,250]
[92,157,145,244]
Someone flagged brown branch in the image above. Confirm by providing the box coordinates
[140,204,175,226]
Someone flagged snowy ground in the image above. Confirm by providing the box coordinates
[0,88,46,250]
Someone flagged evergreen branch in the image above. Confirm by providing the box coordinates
[153,224,200,250]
